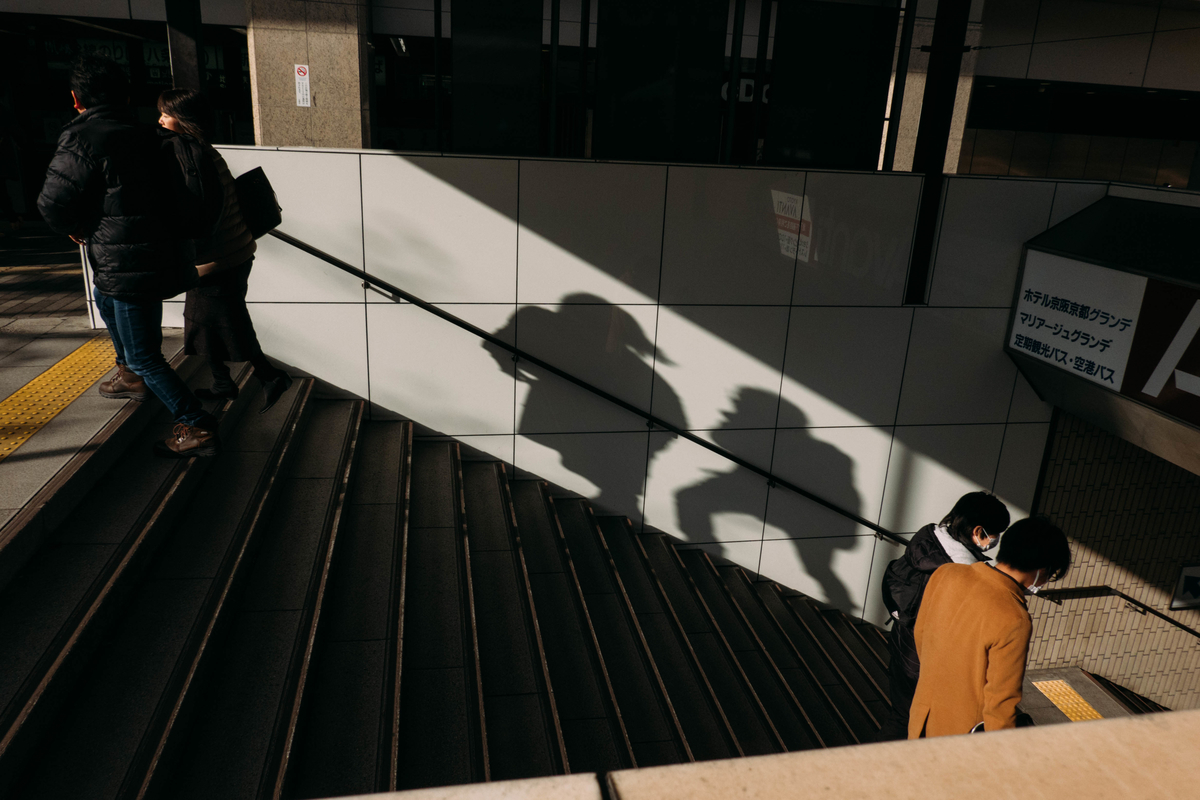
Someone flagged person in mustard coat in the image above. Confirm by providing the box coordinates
[908,517,1071,738]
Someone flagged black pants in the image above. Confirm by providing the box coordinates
[209,356,283,392]
[876,622,920,741]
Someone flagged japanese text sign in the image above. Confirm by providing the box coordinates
[1010,251,1145,389]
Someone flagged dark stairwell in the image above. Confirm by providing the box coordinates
[0,357,898,800]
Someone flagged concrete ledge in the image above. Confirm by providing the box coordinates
[608,709,1200,800]
[330,775,602,800]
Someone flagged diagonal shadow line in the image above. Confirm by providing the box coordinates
[274,227,907,546]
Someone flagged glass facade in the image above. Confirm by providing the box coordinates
[959,77,1200,188]
[0,14,253,214]
[370,0,901,168]
[1,0,907,201]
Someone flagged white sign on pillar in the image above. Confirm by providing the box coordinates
[295,64,311,107]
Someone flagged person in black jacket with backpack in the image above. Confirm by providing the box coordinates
[875,491,1010,740]
[38,53,222,457]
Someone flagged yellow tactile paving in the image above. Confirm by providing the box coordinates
[0,336,116,464]
[1032,679,1105,722]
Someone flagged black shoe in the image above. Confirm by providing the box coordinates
[195,386,239,401]
[260,373,293,415]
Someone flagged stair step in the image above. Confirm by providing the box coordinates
[0,360,250,794]
[752,583,879,743]
[161,398,360,800]
[792,599,889,716]
[783,594,887,734]
[0,352,203,595]
[852,619,890,669]
[637,534,781,757]
[289,420,411,799]
[550,500,690,766]
[393,440,487,789]
[717,567,855,748]
[11,378,314,800]
[820,611,889,696]
[462,461,564,780]
[676,549,821,752]
[589,515,728,763]
[508,482,633,774]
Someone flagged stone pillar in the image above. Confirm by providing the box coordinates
[246,0,371,148]
[889,0,983,173]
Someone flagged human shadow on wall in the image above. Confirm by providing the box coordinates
[485,294,685,523]
[674,387,861,611]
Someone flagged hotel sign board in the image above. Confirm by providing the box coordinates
[1008,249,1200,429]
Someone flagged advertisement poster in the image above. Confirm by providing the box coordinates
[771,190,811,263]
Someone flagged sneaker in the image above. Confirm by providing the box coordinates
[99,363,149,402]
[154,423,221,458]
[195,386,239,401]
[259,373,293,415]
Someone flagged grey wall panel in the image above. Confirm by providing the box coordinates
[2,0,129,16]
[130,0,167,22]
[202,0,247,26]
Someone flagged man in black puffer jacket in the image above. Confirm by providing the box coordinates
[874,491,1010,740]
[39,53,220,457]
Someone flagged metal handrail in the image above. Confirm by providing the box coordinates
[267,228,910,546]
[1036,585,1200,640]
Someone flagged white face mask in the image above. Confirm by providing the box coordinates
[975,529,1000,553]
[1025,569,1045,595]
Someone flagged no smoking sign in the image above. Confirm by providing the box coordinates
[295,64,311,107]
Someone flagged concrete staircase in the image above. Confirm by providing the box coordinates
[0,360,895,800]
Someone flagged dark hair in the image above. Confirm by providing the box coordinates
[940,491,1010,547]
[70,52,129,108]
[157,88,212,143]
[996,517,1071,582]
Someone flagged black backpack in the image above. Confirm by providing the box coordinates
[881,554,930,627]
[234,166,282,239]
[158,128,224,240]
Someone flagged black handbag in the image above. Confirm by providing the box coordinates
[234,166,282,239]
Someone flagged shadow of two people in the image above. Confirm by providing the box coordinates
[675,387,862,612]
[486,295,861,611]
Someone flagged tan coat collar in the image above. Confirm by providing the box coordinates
[976,561,1028,607]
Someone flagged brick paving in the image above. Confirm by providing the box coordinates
[0,223,88,318]
[1030,412,1200,710]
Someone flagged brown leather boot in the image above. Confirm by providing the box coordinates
[153,423,221,458]
[99,362,149,401]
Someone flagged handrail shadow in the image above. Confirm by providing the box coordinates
[267,227,909,547]
[1036,586,1200,640]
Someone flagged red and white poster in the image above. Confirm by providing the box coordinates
[770,190,811,263]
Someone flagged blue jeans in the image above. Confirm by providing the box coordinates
[93,287,215,428]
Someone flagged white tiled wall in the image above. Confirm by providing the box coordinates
[361,154,518,304]
[659,166,804,306]
[100,147,1152,624]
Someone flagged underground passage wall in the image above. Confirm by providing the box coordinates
[1029,410,1200,709]
[81,149,1200,629]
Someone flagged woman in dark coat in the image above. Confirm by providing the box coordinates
[157,89,291,413]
